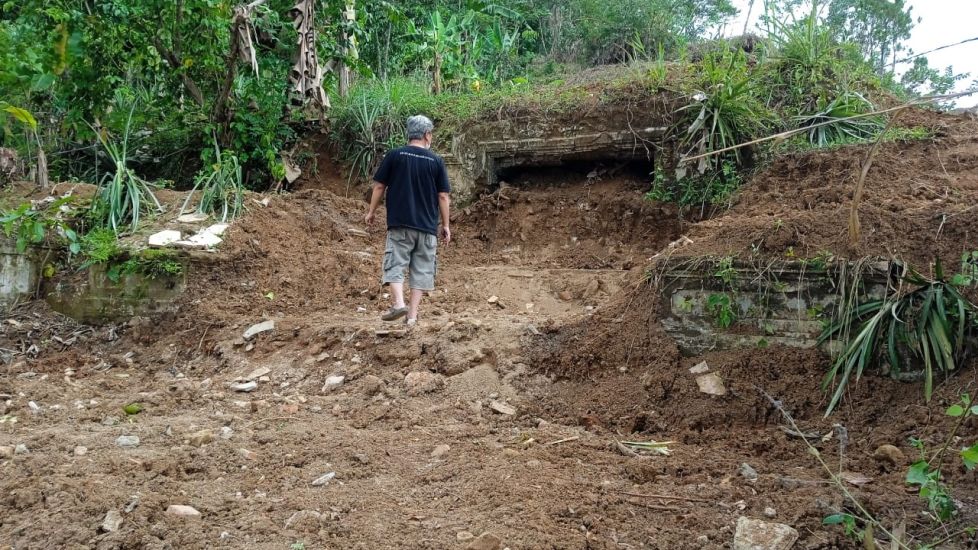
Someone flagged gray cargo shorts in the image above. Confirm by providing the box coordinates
[382,227,438,291]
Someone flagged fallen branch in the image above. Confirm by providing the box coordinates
[849,108,904,246]
[620,492,712,504]
[545,435,580,446]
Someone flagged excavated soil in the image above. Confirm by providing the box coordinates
[2,109,978,549]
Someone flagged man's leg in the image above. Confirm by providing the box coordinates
[381,229,411,321]
[407,288,424,321]
[407,231,438,322]
[390,282,406,309]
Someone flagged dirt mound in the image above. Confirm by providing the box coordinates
[679,110,978,269]
[446,174,685,270]
[178,189,379,323]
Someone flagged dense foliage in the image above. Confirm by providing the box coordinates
[0,0,971,194]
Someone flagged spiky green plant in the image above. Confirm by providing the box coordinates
[91,104,163,234]
[796,92,883,146]
[181,144,244,222]
[819,262,978,416]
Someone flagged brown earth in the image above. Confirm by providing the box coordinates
[2,109,978,549]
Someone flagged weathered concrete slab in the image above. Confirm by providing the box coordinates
[657,257,890,354]
[46,263,186,324]
[0,239,39,307]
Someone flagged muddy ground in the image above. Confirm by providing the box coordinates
[2,109,978,549]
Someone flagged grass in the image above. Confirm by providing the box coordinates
[181,145,244,222]
[818,261,978,416]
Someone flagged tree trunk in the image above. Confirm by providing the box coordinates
[433,52,443,95]
[288,0,330,118]
[338,1,356,98]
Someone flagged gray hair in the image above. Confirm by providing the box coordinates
[406,115,434,140]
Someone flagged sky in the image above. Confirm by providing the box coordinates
[723,0,978,107]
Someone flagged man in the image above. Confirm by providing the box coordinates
[365,115,451,325]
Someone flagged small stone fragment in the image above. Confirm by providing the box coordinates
[489,400,517,416]
[101,510,124,532]
[873,444,906,467]
[311,472,336,486]
[231,381,258,393]
[238,448,257,460]
[0,446,12,459]
[733,517,798,550]
[404,371,445,396]
[165,505,201,519]
[285,510,324,532]
[431,444,450,458]
[689,361,710,374]
[220,427,234,440]
[361,374,385,396]
[457,531,475,542]
[14,444,29,455]
[148,230,182,248]
[176,212,209,224]
[116,435,140,448]
[74,446,88,456]
[188,429,214,447]
[466,533,502,550]
[245,366,271,380]
[739,463,758,482]
[696,373,727,396]
[558,291,573,301]
[763,507,777,519]
[242,320,275,340]
[322,375,346,392]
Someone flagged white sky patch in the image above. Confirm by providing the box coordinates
[723,0,978,107]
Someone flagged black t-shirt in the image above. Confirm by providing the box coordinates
[373,145,451,235]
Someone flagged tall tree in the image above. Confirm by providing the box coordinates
[825,0,914,74]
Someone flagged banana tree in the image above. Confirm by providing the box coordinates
[409,10,472,94]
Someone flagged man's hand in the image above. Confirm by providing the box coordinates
[440,224,451,244]
[365,210,376,226]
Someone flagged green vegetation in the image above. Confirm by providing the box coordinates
[707,292,737,328]
[819,262,978,416]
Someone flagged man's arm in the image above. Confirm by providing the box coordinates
[365,181,386,226]
[438,191,451,244]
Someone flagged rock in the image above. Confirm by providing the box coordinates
[763,507,777,519]
[101,510,124,532]
[176,212,209,224]
[231,381,258,393]
[238,448,257,460]
[558,290,573,301]
[188,429,214,447]
[696,535,710,545]
[873,444,906,467]
[487,295,500,305]
[739,463,758,482]
[361,374,385,396]
[174,231,222,249]
[220,427,234,440]
[203,223,229,237]
[243,320,275,340]
[28,401,40,414]
[74,446,88,456]
[582,279,601,300]
[489,400,517,415]
[404,371,445,396]
[689,361,710,374]
[14,444,29,455]
[0,446,14,459]
[466,533,502,550]
[245,366,271,380]
[148,230,182,248]
[457,530,475,542]
[116,435,140,448]
[733,517,798,550]
[322,375,346,392]
[839,471,873,486]
[165,505,201,519]
[102,416,121,426]
[311,472,336,486]
[431,444,450,458]
[285,510,324,532]
[696,373,727,396]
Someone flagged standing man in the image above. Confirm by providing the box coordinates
[365,115,451,325]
